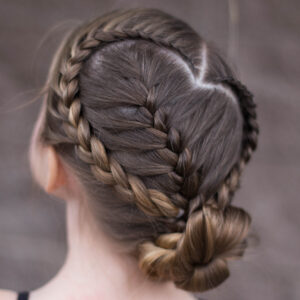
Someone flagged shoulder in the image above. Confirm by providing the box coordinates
[0,289,17,300]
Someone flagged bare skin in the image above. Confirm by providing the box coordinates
[0,101,195,300]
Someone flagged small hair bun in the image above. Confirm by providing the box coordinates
[138,203,251,292]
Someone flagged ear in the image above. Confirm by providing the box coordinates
[45,146,67,194]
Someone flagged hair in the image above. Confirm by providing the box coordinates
[36,7,259,294]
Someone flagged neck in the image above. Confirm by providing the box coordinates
[30,197,194,300]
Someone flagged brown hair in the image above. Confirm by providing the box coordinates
[37,8,259,293]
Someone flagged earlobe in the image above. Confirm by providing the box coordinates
[45,146,67,194]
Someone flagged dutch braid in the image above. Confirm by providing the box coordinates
[212,76,259,210]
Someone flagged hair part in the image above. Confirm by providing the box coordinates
[37,7,259,293]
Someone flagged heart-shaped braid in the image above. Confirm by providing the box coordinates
[52,26,201,218]
[39,8,260,293]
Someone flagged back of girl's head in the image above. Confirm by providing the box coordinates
[37,7,259,293]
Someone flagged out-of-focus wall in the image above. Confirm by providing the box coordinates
[0,1,299,299]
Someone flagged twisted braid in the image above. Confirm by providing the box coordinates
[139,197,251,292]
[50,26,202,218]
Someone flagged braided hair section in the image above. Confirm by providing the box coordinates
[210,76,260,210]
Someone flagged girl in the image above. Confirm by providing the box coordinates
[1,7,259,300]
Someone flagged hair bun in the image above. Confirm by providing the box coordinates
[138,202,251,292]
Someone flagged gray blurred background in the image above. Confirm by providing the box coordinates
[0,0,299,299]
